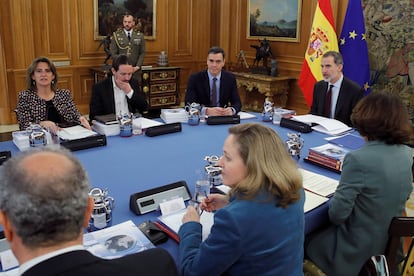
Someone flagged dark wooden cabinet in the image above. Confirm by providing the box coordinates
[90,67,110,83]
[141,67,180,109]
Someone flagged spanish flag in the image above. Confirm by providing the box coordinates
[298,0,338,107]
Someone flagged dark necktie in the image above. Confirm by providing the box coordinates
[127,32,131,41]
[211,77,217,106]
[324,84,334,118]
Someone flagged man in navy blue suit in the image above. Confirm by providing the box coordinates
[0,147,178,276]
[310,51,364,126]
[185,46,242,116]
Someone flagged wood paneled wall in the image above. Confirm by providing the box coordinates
[0,0,347,124]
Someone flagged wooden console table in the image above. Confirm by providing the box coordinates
[232,72,294,112]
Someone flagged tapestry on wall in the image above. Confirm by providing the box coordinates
[363,0,414,122]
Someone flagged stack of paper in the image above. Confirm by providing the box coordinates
[300,168,339,197]
[292,114,352,136]
[92,120,120,136]
[57,125,98,140]
[12,131,30,151]
[160,108,188,124]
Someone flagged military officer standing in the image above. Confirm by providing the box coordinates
[111,13,146,81]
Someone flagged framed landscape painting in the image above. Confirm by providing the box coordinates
[247,0,302,42]
[94,0,156,40]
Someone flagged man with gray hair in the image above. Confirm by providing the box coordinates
[0,147,177,275]
[310,51,364,126]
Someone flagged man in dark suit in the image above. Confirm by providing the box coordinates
[310,51,364,126]
[185,46,242,116]
[89,54,148,121]
[0,147,178,276]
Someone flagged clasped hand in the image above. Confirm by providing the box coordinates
[207,107,233,116]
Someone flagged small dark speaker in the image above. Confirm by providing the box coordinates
[0,151,11,165]
[279,118,313,133]
[206,115,240,125]
[145,122,182,137]
[60,134,107,151]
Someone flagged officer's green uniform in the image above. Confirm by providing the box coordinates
[110,28,146,81]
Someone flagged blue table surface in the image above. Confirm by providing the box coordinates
[0,115,340,265]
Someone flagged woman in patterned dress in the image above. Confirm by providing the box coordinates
[17,56,91,133]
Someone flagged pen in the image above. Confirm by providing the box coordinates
[199,191,209,216]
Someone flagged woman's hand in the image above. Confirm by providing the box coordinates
[182,206,200,223]
[79,116,92,130]
[200,193,229,212]
[40,120,60,134]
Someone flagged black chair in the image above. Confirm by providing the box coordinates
[384,217,414,275]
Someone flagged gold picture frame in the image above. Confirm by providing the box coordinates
[94,0,156,40]
[247,0,302,42]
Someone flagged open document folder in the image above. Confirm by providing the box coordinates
[292,114,352,136]
[57,125,98,140]
[158,208,214,242]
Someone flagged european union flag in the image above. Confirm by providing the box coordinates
[339,0,370,94]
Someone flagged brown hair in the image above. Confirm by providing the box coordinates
[26,56,58,91]
[351,91,412,144]
[228,123,302,207]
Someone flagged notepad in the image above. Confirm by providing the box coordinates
[158,209,214,241]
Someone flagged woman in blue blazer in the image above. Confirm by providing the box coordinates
[306,91,413,275]
[178,123,305,275]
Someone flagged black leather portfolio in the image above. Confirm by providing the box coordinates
[60,134,107,151]
[279,118,313,133]
[145,122,182,137]
[206,115,240,125]
[94,114,118,125]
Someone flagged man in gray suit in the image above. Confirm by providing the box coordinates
[111,13,146,81]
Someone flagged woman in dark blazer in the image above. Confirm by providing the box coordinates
[306,91,413,275]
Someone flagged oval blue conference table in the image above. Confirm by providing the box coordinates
[0,115,339,266]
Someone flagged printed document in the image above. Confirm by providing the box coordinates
[292,114,352,135]
[300,168,339,197]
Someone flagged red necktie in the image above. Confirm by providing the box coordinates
[324,84,334,118]
[211,77,217,106]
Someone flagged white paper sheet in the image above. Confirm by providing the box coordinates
[300,168,339,197]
